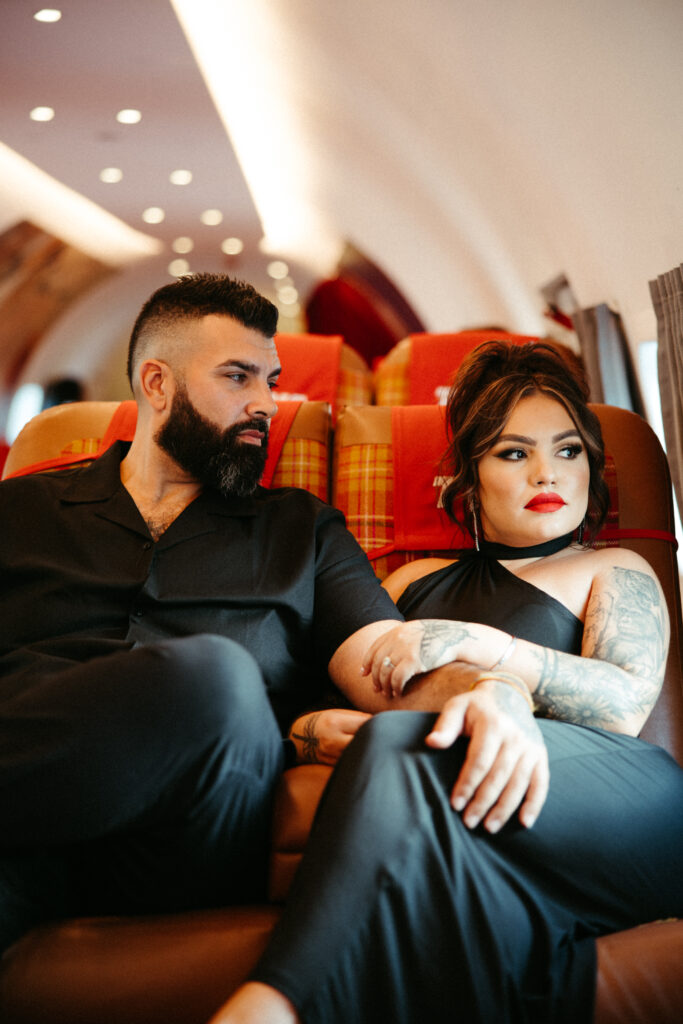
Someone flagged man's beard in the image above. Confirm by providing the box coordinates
[155,385,269,497]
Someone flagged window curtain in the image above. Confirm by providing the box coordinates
[571,303,645,415]
[649,266,683,520]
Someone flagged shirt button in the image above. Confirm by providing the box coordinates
[143,541,152,551]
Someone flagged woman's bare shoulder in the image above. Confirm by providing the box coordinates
[582,543,660,578]
[382,557,456,602]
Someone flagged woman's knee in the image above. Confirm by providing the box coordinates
[353,710,437,757]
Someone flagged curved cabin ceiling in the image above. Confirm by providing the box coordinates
[0,0,682,401]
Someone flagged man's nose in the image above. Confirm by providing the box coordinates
[246,381,278,420]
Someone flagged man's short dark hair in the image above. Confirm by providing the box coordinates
[126,273,279,386]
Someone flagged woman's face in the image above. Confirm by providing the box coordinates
[476,392,590,547]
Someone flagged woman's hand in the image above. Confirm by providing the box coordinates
[288,709,372,765]
[361,620,481,698]
[427,678,549,832]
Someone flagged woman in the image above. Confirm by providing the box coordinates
[211,342,683,1024]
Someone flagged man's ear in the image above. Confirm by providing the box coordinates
[138,358,173,411]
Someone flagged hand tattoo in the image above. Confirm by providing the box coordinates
[418,620,474,669]
[291,713,322,763]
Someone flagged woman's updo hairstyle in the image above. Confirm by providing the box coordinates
[440,340,610,543]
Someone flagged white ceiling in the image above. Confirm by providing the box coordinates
[1,0,683,348]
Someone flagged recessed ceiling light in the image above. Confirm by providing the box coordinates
[34,9,62,22]
[99,167,123,183]
[200,209,223,226]
[168,258,190,277]
[221,237,244,255]
[267,260,289,280]
[169,169,193,185]
[172,237,194,254]
[142,206,165,224]
[277,285,299,305]
[279,302,301,318]
[29,106,55,122]
[116,109,142,125]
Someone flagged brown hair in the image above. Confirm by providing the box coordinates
[440,340,609,542]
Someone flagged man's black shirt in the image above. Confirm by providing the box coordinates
[0,443,401,731]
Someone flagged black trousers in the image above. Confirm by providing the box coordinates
[0,635,284,952]
[254,712,683,1024]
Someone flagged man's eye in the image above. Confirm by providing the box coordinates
[268,381,279,391]
[226,373,246,383]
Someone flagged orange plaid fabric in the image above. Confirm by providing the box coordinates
[373,340,410,406]
[334,434,456,581]
[338,366,373,408]
[60,438,101,457]
[271,437,329,501]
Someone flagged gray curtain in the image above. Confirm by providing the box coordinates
[572,303,645,415]
[649,267,683,519]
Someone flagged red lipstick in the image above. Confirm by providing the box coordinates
[525,492,566,512]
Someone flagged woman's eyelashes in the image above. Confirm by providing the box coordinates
[493,441,584,462]
[557,442,584,459]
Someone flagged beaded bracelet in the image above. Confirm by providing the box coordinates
[488,634,517,671]
[471,670,536,714]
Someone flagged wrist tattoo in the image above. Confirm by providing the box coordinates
[291,712,322,763]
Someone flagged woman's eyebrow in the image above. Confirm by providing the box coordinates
[495,428,580,445]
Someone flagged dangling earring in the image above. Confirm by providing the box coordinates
[468,496,480,552]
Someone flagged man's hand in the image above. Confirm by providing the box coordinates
[288,708,372,765]
[427,678,549,832]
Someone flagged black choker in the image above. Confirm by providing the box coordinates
[478,532,575,560]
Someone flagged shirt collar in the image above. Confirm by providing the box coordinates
[59,440,261,519]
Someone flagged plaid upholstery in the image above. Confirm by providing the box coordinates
[60,437,101,458]
[4,400,331,501]
[271,436,329,500]
[337,364,373,408]
[333,407,457,580]
[373,339,410,406]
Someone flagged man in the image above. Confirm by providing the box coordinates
[0,273,540,957]
[0,274,402,951]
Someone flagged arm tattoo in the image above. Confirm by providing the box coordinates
[418,619,475,669]
[534,567,667,727]
[291,712,322,763]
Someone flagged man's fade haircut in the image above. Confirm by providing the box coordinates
[126,273,279,388]
[440,340,610,542]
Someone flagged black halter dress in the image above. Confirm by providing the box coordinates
[253,537,683,1024]
[396,533,583,656]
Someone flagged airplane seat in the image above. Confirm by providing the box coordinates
[274,332,372,418]
[0,402,680,1022]
[373,330,540,405]
[1,398,331,501]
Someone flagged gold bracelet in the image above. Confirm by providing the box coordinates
[488,634,517,671]
[471,670,536,714]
